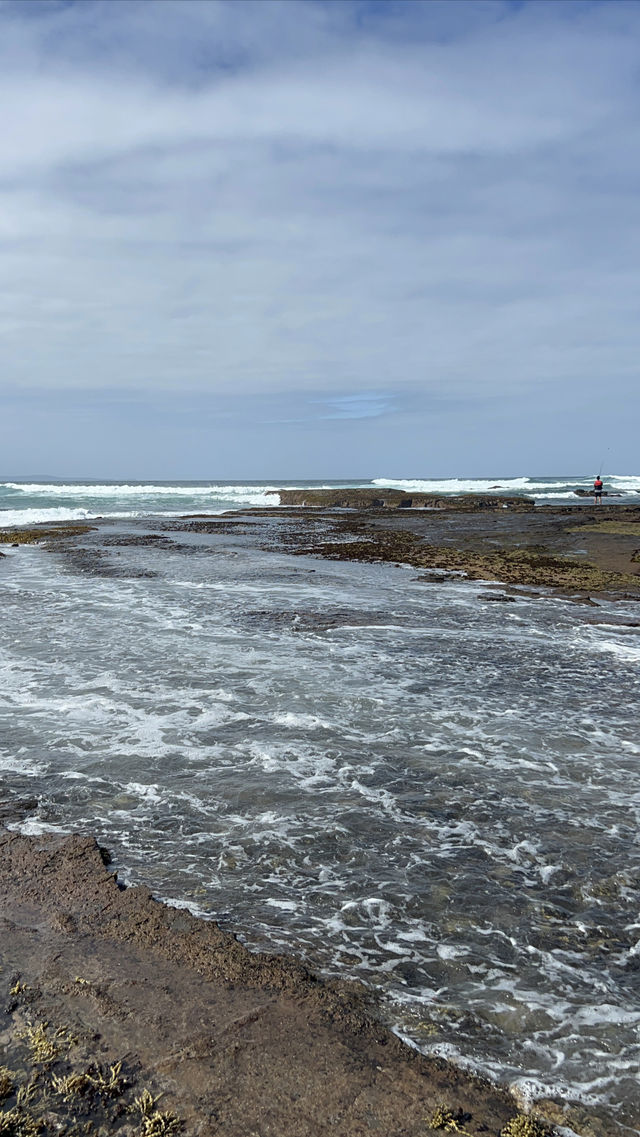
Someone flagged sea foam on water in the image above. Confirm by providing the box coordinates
[0,478,639,1131]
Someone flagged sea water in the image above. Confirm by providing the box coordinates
[0,472,639,526]
[1,479,639,1132]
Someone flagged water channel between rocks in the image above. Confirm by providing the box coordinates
[1,515,639,1133]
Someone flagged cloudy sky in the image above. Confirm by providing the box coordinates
[0,0,638,479]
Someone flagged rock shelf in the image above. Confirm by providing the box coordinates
[0,829,558,1137]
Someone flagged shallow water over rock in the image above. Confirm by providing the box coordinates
[1,516,639,1132]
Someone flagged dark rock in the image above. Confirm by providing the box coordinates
[573,490,622,498]
[478,594,516,602]
[275,489,536,511]
[0,796,39,822]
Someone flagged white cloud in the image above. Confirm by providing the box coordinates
[0,0,639,465]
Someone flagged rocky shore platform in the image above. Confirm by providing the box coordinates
[0,827,560,1137]
[228,496,640,599]
[1,498,638,1136]
[2,495,639,598]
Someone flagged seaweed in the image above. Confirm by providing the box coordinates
[0,1071,14,1105]
[0,526,94,545]
[134,1089,181,1135]
[0,1106,43,1136]
[501,1117,551,1137]
[0,1016,181,1137]
[428,1104,473,1133]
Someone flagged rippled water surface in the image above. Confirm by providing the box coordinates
[1,518,639,1132]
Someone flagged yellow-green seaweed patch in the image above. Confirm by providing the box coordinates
[427,1103,472,1133]
[0,526,94,545]
[51,1071,91,1102]
[85,1061,125,1097]
[134,1089,181,1136]
[501,1116,551,1137]
[20,1024,60,1066]
[0,1106,43,1136]
[567,521,640,536]
[0,1071,14,1105]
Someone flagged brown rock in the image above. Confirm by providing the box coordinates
[0,829,534,1137]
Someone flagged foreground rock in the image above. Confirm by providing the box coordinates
[0,829,564,1137]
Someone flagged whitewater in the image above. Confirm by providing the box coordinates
[1,476,639,1133]
[1,473,640,529]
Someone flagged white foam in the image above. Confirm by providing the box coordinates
[7,819,69,836]
[571,1004,640,1027]
[589,638,640,663]
[530,491,588,500]
[508,1075,616,1131]
[0,506,114,527]
[361,897,393,925]
[372,473,640,496]
[244,740,341,788]
[436,944,467,960]
[271,711,333,729]
[163,896,211,919]
[122,782,164,803]
[3,482,284,498]
[372,476,535,494]
[609,474,640,489]
[0,506,207,528]
[0,481,348,513]
[0,751,48,775]
[538,864,562,884]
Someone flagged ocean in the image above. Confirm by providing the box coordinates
[0,474,640,528]
[1,475,639,1132]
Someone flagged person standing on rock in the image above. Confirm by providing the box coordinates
[593,475,603,504]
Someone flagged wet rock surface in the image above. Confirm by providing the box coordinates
[275,489,536,511]
[54,545,160,579]
[0,828,544,1137]
[242,504,640,597]
[1,506,634,1134]
[0,524,95,544]
[4,504,640,597]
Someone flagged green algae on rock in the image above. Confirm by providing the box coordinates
[567,521,640,536]
[264,507,640,595]
[294,528,640,593]
[0,525,95,545]
[501,1117,551,1137]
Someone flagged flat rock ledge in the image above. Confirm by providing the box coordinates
[0,828,587,1137]
[273,489,536,511]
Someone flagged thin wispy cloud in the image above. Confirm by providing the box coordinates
[314,393,394,421]
[0,0,638,476]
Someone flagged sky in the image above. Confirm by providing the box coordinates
[0,0,638,479]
